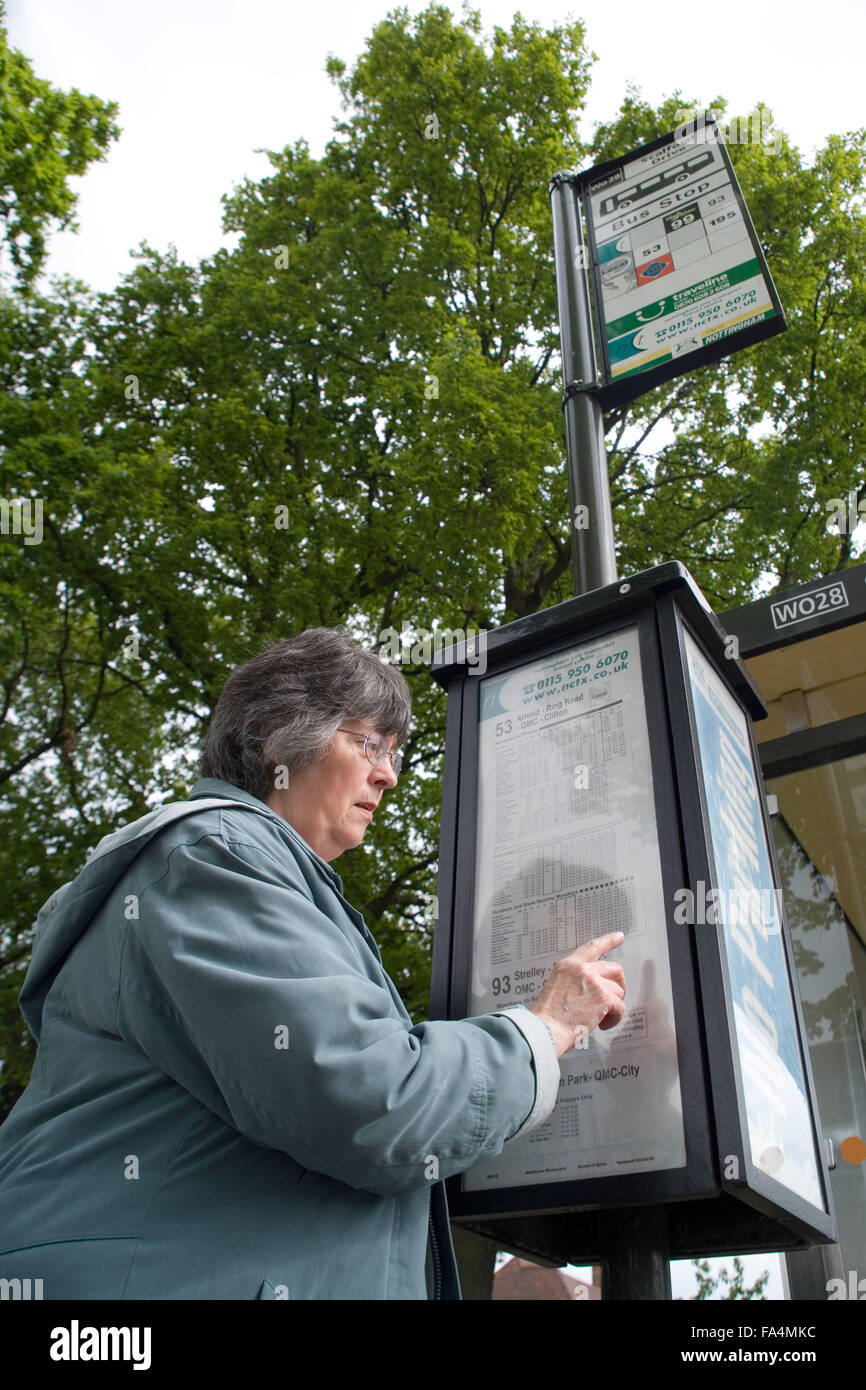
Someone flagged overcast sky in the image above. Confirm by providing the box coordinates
[7,0,866,294]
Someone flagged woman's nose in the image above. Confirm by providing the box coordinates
[373,758,398,789]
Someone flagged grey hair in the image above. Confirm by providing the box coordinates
[199,628,412,800]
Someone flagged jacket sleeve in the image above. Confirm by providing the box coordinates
[118,820,557,1197]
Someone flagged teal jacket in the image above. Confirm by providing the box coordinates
[0,779,559,1299]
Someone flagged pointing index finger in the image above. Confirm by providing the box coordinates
[575,931,626,961]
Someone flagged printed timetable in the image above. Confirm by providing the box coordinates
[463,628,686,1191]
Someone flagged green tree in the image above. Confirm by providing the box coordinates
[689,1256,769,1300]
[0,1,120,291]
[2,4,865,1114]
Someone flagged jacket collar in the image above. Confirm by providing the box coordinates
[188,777,343,890]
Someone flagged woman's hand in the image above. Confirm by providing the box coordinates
[529,932,626,1057]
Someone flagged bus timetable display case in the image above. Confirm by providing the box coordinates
[429,563,836,1257]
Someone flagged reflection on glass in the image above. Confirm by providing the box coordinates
[768,756,866,1281]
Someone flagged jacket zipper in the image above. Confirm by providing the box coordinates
[428,1205,443,1300]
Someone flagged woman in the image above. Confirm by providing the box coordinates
[0,628,625,1299]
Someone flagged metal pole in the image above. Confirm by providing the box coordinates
[549,172,617,597]
[551,171,670,1301]
[600,1207,672,1300]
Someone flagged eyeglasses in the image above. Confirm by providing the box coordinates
[336,728,403,776]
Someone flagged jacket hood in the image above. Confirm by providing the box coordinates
[17,781,322,1039]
